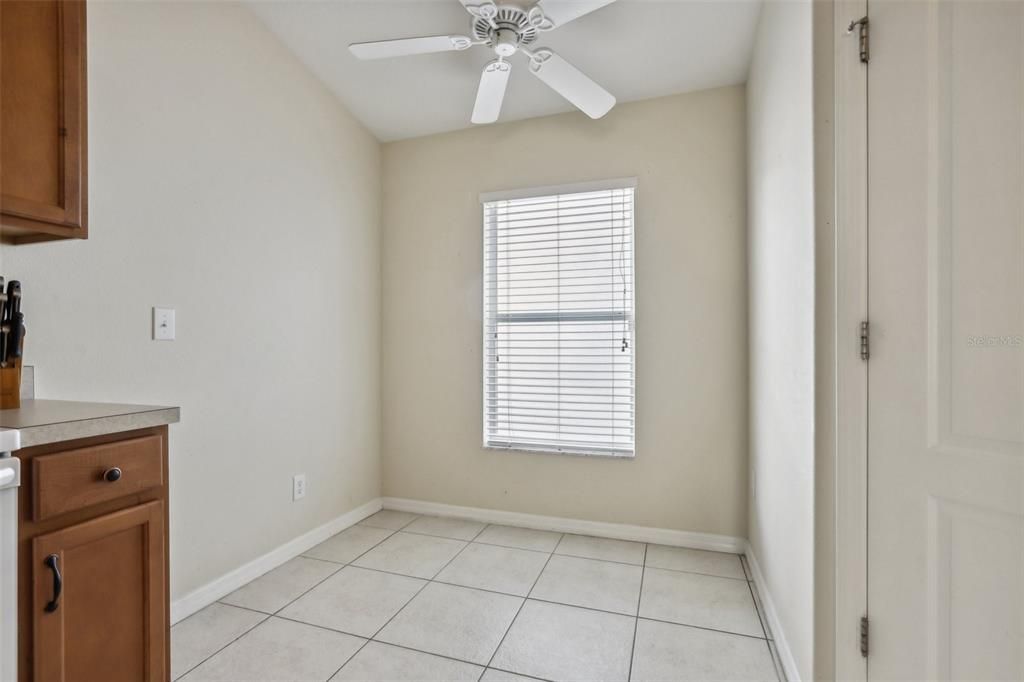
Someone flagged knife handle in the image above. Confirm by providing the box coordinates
[0,323,8,368]
[4,281,20,323]
[7,313,24,361]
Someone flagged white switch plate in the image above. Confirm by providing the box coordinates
[153,307,175,341]
[292,474,306,501]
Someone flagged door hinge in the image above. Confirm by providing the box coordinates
[847,16,870,64]
[860,320,870,361]
[860,615,870,657]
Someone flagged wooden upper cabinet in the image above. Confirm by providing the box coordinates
[1,0,88,243]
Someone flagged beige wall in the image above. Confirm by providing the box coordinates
[381,88,749,537]
[747,0,816,679]
[1,1,382,600]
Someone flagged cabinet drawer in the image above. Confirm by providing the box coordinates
[32,435,164,521]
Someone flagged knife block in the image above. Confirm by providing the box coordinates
[0,358,21,410]
[0,318,23,409]
[0,287,14,409]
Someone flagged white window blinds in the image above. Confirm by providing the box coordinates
[483,183,635,457]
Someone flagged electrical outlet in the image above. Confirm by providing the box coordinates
[292,474,306,501]
[153,307,175,341]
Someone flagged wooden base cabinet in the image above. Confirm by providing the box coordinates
[18,427,170,682]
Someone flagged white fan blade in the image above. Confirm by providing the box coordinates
[349,35,472,60]
[459,0,500,29]
[472,60,511,124]
[459,1,497,20]
[535,0,617,28]
[528,49,615,119]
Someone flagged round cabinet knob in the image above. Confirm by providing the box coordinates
[103,467,122,483]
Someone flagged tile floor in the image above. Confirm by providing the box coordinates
[172,511,786,682]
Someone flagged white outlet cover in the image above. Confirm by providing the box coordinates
[292,474,306,501]
[153,307,175,341]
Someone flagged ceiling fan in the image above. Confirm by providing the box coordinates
[349,0,618,125]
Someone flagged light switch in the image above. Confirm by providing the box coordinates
[153,307,175,341]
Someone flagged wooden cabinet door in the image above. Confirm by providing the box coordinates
[31,501,166,682]
[0,0,87,242]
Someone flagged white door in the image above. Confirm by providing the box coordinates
[868,1,1024,679]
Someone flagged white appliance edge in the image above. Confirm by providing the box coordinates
[0,455,22,682]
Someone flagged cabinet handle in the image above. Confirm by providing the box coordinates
[103,467,122,483]
[44,554,62,613]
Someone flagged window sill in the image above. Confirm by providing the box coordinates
[483,444,635,460]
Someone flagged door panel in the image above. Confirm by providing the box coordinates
[32,501,166,682]
[0,0,62,208]
[868,1,1024,679]
[0,0,87,239]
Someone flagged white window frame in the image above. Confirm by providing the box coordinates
[480,177,638,458]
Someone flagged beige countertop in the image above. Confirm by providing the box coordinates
[0,399,180,450]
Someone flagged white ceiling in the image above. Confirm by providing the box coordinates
[246,0,763,142]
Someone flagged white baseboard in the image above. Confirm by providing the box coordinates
[170,498,383,624]
[744,542,800,682]
[381,497,745,554]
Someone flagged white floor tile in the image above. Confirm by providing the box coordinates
[179,617,363,682]
[749,578,774,640]
[303,525,393,564]
[330,641,483,681]
[360,510,420,531]
[530,554,642,615]
[639,568,764,638]
[555,534,646,565]
[476,525,563,552]
[376,582,523,665]
[481,669,546,682]
[436,543,549,596]
[220,557,340,614]
[767,640,787,680]
[630,619,777,681]
[171,603,266,680]
[352,532,467,579]
[279,566,425,637]
[403,515,487,541]
[645,545,745,580]
[491,600,634,682]
[177,524,777,682]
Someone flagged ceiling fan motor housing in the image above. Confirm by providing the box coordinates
[472,4,540,55]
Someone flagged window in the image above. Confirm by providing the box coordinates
[483,180,635,457]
